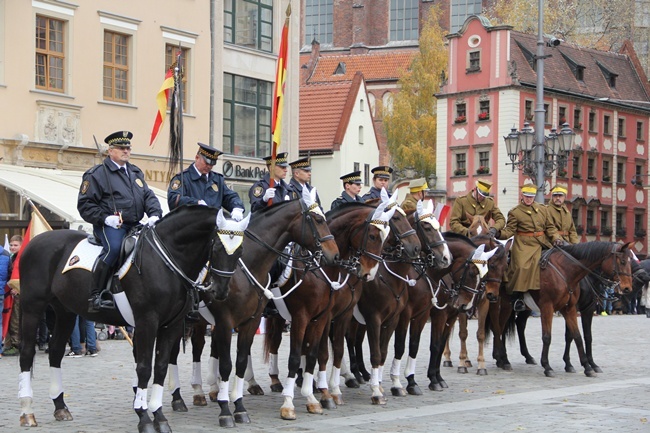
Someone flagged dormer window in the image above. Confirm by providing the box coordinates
[516,41,535,71]
[596,61,618,89]
[334,62,346,75]
[561,53,585,82]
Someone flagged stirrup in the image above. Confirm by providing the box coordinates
[513,298,526,312]
[185,309,201,323]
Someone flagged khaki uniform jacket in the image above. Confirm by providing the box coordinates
[546,204,579,244]
[400,193,418,214]
[449,191,506,236]
[499,202,560,293]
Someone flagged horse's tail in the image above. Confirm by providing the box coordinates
[503,310,517,343]
[262,316,283,364]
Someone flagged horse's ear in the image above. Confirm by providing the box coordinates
[238,212,251,230]
[380,187,390,203]
[504,237,514,253]
[389,188,398,202]
[216,209,226,228]
[466,212,474,222]
[309,187,318,204]
[301,185,313,206]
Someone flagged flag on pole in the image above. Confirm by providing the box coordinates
[149,66,175,147]
[271,4,291,154]
[433,202,451,227]
[2,234,8,253]
[3,210,52,339]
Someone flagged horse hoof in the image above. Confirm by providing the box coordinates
[428,382,442,392]
[465,360,473,367]
[502,363,513,371]
[593,366,603,373]
[442,361,453,368]
[53,408,73,421]
[476,368,488,376]
[247,384,264,395]
[585,370,597,378]
[20,413,38,427]
[171,398,188,412]
[457,367,468,374]
[345,378,360,388]
[362,372,371,382]
[219,415,236,428]
[320,397,336,410]
[544,370,555,378]
[280,407,296,420]
[391,387,407,397]
[209,391,218,402]
[138,421,157,433]
[234,411,251,424]
[306,402,323,414]
[439,380,448,389]
[407,384,422,395]
[525,358,537,365]
[371,396,387,405]
[270,383,284,393]
[154,420,172,433]
[332,394,345,406]
[564,366,576,373]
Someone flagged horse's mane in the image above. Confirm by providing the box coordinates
[250,198,299,220]
[325,202,374,220]
[547,241,619,263]
[442,231,478,248]
[472,233,505,258]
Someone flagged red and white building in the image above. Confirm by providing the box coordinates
[436,16,650,256]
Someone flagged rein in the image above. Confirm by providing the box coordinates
[336,210,386,274]
[544,245,626,290]
[414,212,448,268]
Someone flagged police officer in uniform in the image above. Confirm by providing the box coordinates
[287,157,321,205]
[330,171,365,211]
[249,152,291,212]
[168,143,245,219]
[78,131,162,312]
[546,185,579,244]
[361,166,393,201]
[498,183,561,311]
[449,179,506,237]
[401,178,428,213]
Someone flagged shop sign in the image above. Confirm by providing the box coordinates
[222,160,267,180]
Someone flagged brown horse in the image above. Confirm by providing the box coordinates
[492,241,634,377]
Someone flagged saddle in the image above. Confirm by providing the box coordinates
[88,228,138,267]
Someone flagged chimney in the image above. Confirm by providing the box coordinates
[301,39,321,84]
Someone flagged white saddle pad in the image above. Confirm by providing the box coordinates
[62,239,103,273]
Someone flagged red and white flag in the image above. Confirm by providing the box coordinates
[433,202,451,227]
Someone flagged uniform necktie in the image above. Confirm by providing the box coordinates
[120,167,127,176]
[201,174,208,183]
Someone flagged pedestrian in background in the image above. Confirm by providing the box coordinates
[3,235,23,356]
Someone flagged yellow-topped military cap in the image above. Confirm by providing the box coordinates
[409,178,428,193]
[475,179,492,197]
[551,185,568,195]
[521,184,537,197]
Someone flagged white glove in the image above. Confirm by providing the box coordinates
[262,188,276,202]
[231,208,244,222]
[104,215,121,229]
[284,195,290,201]
[197,200,207,206]
[147,216,160,227]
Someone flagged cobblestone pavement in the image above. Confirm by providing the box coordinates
[0,314,648,432]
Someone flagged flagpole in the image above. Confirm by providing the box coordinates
[23,196,53,231]
[176,46,184,195]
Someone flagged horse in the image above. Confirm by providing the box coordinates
[166,187,340,427]
[492,241,634,377]
[17,206,248,433]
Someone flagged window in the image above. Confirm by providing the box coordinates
[586,209,595,230]
[572,154,582,179]
[616,211,625,230]
[454,152,467,176]
[390,0,419,41]
[450,0,482,33]
[35,15,65,92]
[587,158,596,180]
[358,125,364,145]
[634,213,645,236]
[364,164,370,186]
[544,103,550,124]
[602,159,611,182]
[618,117,626,137]
[165,45,190,109]
[467,51,480,72]
[588,111,596,132]
[101,31,129,103]
[603,115,611,135]
[304,0,333,45]
[456,102,467,118]
[223,73,272,157]
[479,100,490,120]
[600,209,610,233]
[637,121,644,141]
[354,162,360,172]
[224,0,273,53]
[616,160,625,184]
[574,108,582,129]
[572,206,580,228]
[558,106,567,124]
[359,98,364,112]
[525,100,534,121]
[477,150,490,174]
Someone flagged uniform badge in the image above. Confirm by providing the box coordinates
[253,186,263,197]
[212,184,219,192]
[69,256,80,266]
[80,180,89,194]
[135,179,144,188]
[171,179,181,191]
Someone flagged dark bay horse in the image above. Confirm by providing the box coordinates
[493,241,634,377]
[18,206,247,432]
[168,188,340,427]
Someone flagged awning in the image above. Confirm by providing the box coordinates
[0,164,169,231]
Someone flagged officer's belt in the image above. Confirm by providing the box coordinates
[517,231,544,237]
[557,231,569,236]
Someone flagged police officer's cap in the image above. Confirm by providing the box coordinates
[289,157,311,171]
[197,142,223,165]
[262,152,289,167]
[105,131,133,148]
[340,171,362,185]
[371,166,394,180]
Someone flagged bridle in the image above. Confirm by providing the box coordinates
[413,210,448,267]
[336,210,388,274]
[380,204,417,261]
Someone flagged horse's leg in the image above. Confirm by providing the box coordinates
[581,306,601,372]
[515,310,536,364]
[389,310,409,396]
[442,332,453,368]
[132,318,159,433]
[167,336,189,411]
[327,318,350,405]
[210,324,235,427]
[404,310,429,395]
[475,298,490,375]
[266,315,285,393]
[538,301,556,377]
[279,315,307,421]
[561,306,595,377]
[190,322,208,406]
[457,313,470,373]
[427,308,447,391]
[301,319,330,415]
[149,323,185,433]
[314,319,335,410]
[230,322,257,424]
[244,354,264,395]
[562,320,576,373]
[436,312,457,389]
[365,317,386,405]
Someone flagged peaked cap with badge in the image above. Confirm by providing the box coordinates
[197,142,223,165]
[289,157,311,171]
[262,152,289,167]
[371,166,393,180]
[105,130,133,148]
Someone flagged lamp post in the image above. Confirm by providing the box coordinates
[503,0,576,203]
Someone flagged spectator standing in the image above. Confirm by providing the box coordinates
[3,235,23,356]
[67,316,98,357]
[0,245,10,358]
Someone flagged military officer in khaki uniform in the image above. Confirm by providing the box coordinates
[546,185,579,244]
[449,179,506,237]
[499,184,561,311]
[400,178,428,213]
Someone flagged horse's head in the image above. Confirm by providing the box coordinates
[209,209,250,300]
[412,199,452,269]
[291,187,340,265]
[381,189,421,260]
[604,242,635,294]
[467,212,490,238]
[471,234,512,302]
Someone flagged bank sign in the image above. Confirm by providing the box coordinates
[222,160,268,181]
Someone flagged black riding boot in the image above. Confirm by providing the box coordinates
[88,261,115,313]
[512,292,526,312]
[185,290,201,323]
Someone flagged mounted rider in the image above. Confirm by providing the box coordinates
[287,157,321,206]
[449,179,506,238]
[249,152,291,212]
[361,166,393,201]
[330,171,365,212]
[545,185,579,244]
[400,178,428,213]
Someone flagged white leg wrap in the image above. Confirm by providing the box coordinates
[301,372,314,398]
[148,384,163,413]
[405,356,417,377]
[244,355,255,382]
[282,376,296,399]
[134,387,148,410]
[390,358,401,376]
[168,364,180,393]
[370,368,382,397]
[378,366,384,384]
[19,371,33,399]
[300,355,306,371]
[269,353,279,376]
[330,367,341,396]
[132,363,138,388]
[49,367,64,400]
[191,362,202,387]
[217,380,230,402]
[230,376,245,402]
[316,370,328,389]
[207,357,219,393]
[340,357,354,379]
[20,397,34,416]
